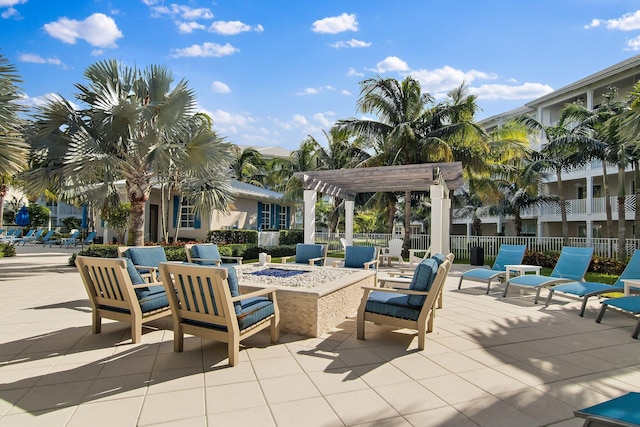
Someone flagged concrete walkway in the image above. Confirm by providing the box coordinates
[0,245,639,426]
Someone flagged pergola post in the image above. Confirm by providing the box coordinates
[303,190,316,244]
[430,184,451,254]
[345,200,354,246]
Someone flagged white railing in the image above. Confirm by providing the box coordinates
[315,232,430,253]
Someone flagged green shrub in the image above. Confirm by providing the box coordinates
[207,230,258,244]
[0,243,16,257]
[163,246,187,261]
[279,230,303,245]
[522,250,625,276]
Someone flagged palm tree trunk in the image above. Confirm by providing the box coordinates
[403,190,411,258]
[515,209,522,236]
[634,161,640,238]
[126,176,150,246]
[387,200,395,234]
[617,165,627,261]
[0,183,7,228]
[556,170,569,246]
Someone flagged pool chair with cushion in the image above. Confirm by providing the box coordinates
[159,262,279,367]
[595,293,640,339]
[118,245,168,283]
[185,243,243,266]
[332,245,379,270]
[458,244,527,294]
[379,253,454,309]
[357,258,451,350]
[502,246,594,303]
[546,249,640,316]
[574,391,640,426]
[280,243,328,266]
[75,256,171,343]
[44,230,80,248]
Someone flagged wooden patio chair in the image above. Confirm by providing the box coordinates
[75,256,171,343]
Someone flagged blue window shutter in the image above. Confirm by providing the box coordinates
[194,213,201,229]
[257,202,262,230]
[173,196,179,228]
[286,206,290,228]
[271,204,276,229]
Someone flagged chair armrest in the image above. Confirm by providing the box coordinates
[360,285,428,296]
[280,255,293,264]
[332,260,345,268]
[231,286,278,301]
[378,276,412,287]
[131,282,164,289]
[221,256,243,264]
[364,259,379,270]
[307,256,325,266]
[191,257,222,266]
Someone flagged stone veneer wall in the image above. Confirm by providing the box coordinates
[239,270,375,337]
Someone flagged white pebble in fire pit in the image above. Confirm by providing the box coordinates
[233,264,356,288]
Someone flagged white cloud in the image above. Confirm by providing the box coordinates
[368,56,409,73]
[177,21,205,33]
[19,93,79,109]
[628,35,640,50]
[312,12,358,34]
[292,114,308,126]
[347,67,364,77]
[330,39,371,48]
[341,89,351,95]
[469,82,553,100]
[297,87,319,95]
[1,7,18,19]
[150,4,213,20]
[211,81,231,93]
[43,13,123,48]
[19,53,61,65]
[91,49,103,56]
[409,65,497,95]
[0,0,27,5]
[209,20,263,35]
[170,42,239,58]
[585,10,640,31]
[313,112,332,128]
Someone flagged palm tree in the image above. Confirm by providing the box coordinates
[515,106,595,245]
[25,59,233,245]
[229,146,266,187]
[267,137,322,202]
[0,54,29,227]
[313,126,370,233]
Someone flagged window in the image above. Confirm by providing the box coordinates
[261,203,271,230]
[278,206,287,229]
[180,201,196,228]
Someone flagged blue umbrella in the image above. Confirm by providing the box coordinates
[81,205,88,228]
[15,206,30,226]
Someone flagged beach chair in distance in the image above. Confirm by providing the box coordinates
[184,243,243,266]
[458,244,527,294]
[15,229,44,245]
[574,392,640,426]
[357,258,451,350]
[502,246,593,303]
[44,230,80,247]
[159,262,279,367]
[280,243,327,266]
[75,256,171,343]
[332,245,379,270]
[546,249,640,316]
[37,230,55,245]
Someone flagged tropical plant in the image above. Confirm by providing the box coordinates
[25,59,233,245]
[229,145,266,187]
[0,54,29,228]
[61,216,81,231]
[102,202,130,244]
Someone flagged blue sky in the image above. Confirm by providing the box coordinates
[2,1,640,151]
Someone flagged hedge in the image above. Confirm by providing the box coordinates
[207,230,258,245]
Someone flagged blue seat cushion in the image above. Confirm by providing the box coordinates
[407,258,438,306]
[601,296,640,314]
[365,291,420,321]
[191,244,221,265]
[462,268,503,281]
[551,281,621,297]
[507,274,562,287]
[295,244,323,264]
[183,297,275,331]
[344,246,376,269]
[124,258,166,300]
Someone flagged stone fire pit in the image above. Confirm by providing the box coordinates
[234,264,375,337]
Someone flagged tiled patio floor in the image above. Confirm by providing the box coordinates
[1,246,639,426]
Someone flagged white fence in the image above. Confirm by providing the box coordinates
[315,232,640,260]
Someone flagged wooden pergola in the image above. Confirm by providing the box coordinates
[293,162,464,254]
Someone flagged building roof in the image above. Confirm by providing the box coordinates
[230,180,291,205]
[236,145,290,159]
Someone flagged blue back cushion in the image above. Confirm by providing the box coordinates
[295,244,323,264]
[127,247,167,267]
[223,266,242,315]
[192,244,221,265]
[407,258,439,306]
[124,258,165,299]
[432,253,446,265]
[344,246,376,268]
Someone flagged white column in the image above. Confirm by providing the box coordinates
[430,184,451,254]
[303,190,316,244]
[345,200,354,246]
[586,176,593,215]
